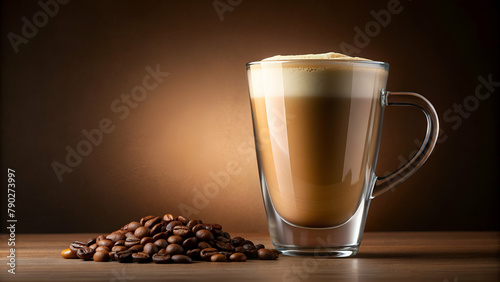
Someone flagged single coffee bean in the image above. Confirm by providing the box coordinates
[198,241,212,249]
[219,251,233,257]
[229,252,247,262]
[167,235,183,245]
[151,240,164,250]
[144,216,162,229]
[162,214,174,223]
[132,252,151,263]
[232,236,245,246]
[150,223,163,236]
[204,223,222,230]
[109,251,116,261]
[258,249,277,260]
[112,245,127,253]
[186,248,201,260]
[212,229,223,237]
[196,229,214,242]
[216,242,234,252]
[115,250,133,263]
[243,243,255,251]
[124,231,135,238]
[223,232,231,239]
[217,236,231,243]
[271,249,281,257]
[176,215,190,225]
[140,215,155,226]
[96,235,106,242]
[89,244,98,251]
[234,246,245,253]
[243,240,255,247]
[114,240,125,246]
[173,225,191,237]
[152,253,171,264]
[134,226,150,239]
[186,219,202,229]
[106,232,126,242]
[128,244,144,253]
[140,237,154,246]
[69,241,87,253]
[157,248,168,255]
[95,246,110,252]
[255,244,265,250]
[143,242,158,255]
[93,251,110,262]
[245,248,258,257]
[153,232,168,241]
[115,229,128,235]
[124,221,141,232]
[77,246,95,260]
[166,243,184,255]
[192,224,205,233]
[166,221,183,232]
[171,254,192,263]
[97,239,113,248]
[210,253,227,262]
[200,248,219,261]
[182,237,198,249]
[61,248,78,259]
[86,238,96,246]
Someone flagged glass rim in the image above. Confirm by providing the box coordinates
[246,59,389,68]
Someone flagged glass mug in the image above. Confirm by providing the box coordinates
[246,60,439,257]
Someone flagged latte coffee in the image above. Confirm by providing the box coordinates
[247,52,388,228]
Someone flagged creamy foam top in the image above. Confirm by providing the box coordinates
[248,52,387,98]
[262,51,370,61]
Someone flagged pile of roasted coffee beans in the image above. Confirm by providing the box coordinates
[61,214,279,263]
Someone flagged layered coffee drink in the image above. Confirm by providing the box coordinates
[247,52,388,228]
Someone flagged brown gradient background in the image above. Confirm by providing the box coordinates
[1,0,498,234]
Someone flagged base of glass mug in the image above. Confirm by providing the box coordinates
[276,244,360,258]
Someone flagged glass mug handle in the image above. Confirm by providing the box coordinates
[372,91,440,198]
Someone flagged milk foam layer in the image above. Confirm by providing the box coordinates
[263,51,369,61]
[248,52,387,98]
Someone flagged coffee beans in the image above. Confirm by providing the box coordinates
[200,248,219,261]
[171,254,192,263]
[210,253,227,262]
[132,252,151,263]
[61,248,78,259]
[166,243,184,255]
[143,243,158,255]
[97,239,113,248]
[95,246,110,252]
[152,253,170,264]
[115,250,133,263]
[229,252,247,262]
[93,251,110,262]
[257,249,278,260]
[76,246,94,260]
[173,225,191,237]
[196,229,214,242]
[62,213,279,264]
[134,226,150,239]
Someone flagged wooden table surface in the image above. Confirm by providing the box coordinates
[0,232,499,281]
